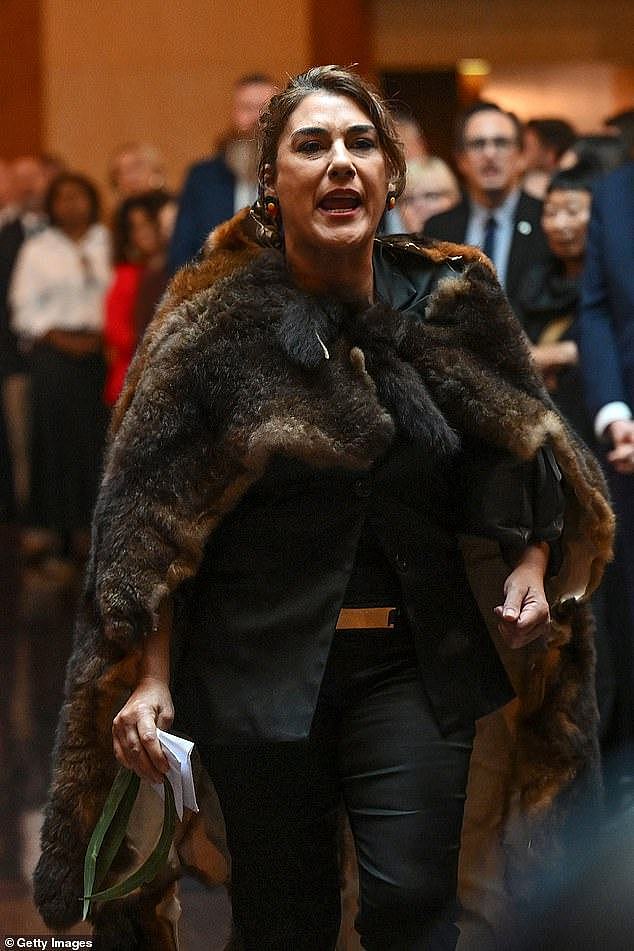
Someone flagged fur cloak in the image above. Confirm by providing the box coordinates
[34,209,613,944]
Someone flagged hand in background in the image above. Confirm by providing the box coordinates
[607,419,634,475]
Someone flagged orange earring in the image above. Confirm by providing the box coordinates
[265,197,279,218]
[387,191,397,211]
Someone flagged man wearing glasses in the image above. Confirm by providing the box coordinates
[425,101,551,317]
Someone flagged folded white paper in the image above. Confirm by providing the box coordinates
[151,729,199,821]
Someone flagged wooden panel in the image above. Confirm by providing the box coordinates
[308,0,372,78]
[371,1,634,132]
[0,0,43,157]
[381,70,459,163]
[372,0,634,67]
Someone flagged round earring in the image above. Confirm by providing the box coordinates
[265,197,279,218]
[386,191,397,211]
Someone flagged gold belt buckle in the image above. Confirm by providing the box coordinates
[336,607,397,630]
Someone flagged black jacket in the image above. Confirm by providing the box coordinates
[173,242,565,744]
[0,217,27,377]
[424,191,552,318]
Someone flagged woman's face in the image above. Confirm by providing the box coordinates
[541,188,591,261]
[400,170,457,232]
[127,207,162,259]
[267,91,391,259]
[52,181,93,234]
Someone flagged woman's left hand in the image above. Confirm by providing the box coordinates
[495,543,551,649]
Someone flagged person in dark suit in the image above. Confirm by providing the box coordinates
[0,217,27,380]
[578,160,634,770]
[424,102,552,318]
[168,73,276,272]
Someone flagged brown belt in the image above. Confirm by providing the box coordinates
[336,607,398,630]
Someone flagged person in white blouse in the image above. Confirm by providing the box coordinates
[10,172,111,563]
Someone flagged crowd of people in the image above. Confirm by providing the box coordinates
[0,68,633,945]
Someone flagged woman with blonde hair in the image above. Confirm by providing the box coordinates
[400,156,460,232]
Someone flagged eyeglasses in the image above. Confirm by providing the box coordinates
[463,137,518,153]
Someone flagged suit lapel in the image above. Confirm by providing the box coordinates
[505,192,541,304]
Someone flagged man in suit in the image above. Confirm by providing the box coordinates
[168,73,277,273]
[424,101,551,317]
[578,160,634,771]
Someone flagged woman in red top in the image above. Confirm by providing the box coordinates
[104,190,174,405]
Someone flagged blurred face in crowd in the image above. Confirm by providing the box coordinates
[523,127,553,172]
[158,199,178,244]
[400,159,460,232]
[12,157,51,213]
[232,80,277,137]
[457,110,523,207]
[267,91,391,261]
[110,145,165,198]
[52,181,94,237]
[127,207,163,260]
[393,116,427,162]
[541,187,591,263]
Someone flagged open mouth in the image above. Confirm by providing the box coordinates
[319,191,362,213]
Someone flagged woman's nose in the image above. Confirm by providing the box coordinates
[328,142,355,179]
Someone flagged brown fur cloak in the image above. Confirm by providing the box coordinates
[34,209,613,945]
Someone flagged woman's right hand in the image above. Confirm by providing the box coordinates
[112,676,174,783]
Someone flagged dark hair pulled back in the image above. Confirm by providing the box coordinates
[256,65,406,201]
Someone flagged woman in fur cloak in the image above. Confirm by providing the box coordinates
[34,67,613,950]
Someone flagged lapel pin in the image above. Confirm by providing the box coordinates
[517,220,532,235]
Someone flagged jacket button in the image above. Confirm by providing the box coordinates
[395,554,408,572]
[354,479,372,499]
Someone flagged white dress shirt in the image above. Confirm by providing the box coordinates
[594,402,633,440]
[10,224,111,340]
[233,179,258,215]
[465,189,521,290]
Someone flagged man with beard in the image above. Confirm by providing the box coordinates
[168,73,277,272]
[424,101,551,318]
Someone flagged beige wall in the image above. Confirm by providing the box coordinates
[483,62,634,131]
[371,0,634,129]
[41,0,311,197]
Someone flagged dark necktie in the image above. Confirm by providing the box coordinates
[482,215,497,261]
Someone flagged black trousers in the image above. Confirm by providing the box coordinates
[28,343,107,537]
[199,623,474,951]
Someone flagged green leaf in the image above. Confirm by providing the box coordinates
[82,767,140,920]
[93,769,143,893]
[84,777,176,906]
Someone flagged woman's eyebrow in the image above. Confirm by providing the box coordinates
[290,123,377,143]
[347,124,376,135]
[291,126,327,141]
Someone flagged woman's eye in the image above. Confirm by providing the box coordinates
[351,138,375,150]
[298,140,322,154]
